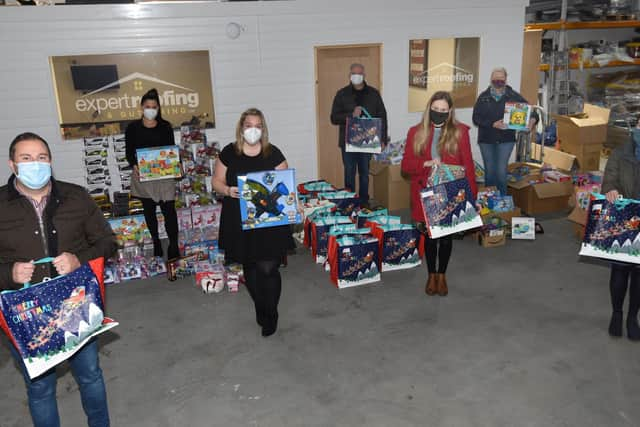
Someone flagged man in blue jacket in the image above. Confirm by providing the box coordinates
[472,67,538,195]
[330,63,388,207]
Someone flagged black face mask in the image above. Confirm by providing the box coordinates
[429,110,449,126]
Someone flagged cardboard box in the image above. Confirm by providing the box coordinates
[481,207,522,225]
[370,161,410,211]
[553,104,610,172]
[508,181,573,215]
[531,144,577,172]
[478,228,506,248]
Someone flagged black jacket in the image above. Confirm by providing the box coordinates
[472,85,538,144]
[330,82,388,148]
[0,176,117,290]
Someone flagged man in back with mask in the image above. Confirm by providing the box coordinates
[0,132,116,427]
[330,63,388,208]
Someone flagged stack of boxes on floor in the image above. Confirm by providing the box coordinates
[97,126,243,293]
[299,180,422,289]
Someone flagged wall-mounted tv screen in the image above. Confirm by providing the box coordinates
[70,65,119,92]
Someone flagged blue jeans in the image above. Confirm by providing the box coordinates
[10,339,110,427]
[341,147,371,203]
[479,142,515,195]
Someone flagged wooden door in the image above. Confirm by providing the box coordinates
[315,44,382,190]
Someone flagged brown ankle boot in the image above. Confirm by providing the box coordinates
[436,273,448,296]
[426,273,437,295]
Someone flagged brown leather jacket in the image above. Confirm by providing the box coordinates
[0,176,117,290]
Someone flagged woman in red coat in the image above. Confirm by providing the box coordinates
[401,91,477,296]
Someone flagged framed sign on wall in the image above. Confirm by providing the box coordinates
[408,37,480,112]
[49,50,215,140]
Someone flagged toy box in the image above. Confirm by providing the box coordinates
[503,102,532,131]
[511,217,536,240]
[238,169,301,230]
[136,145,181,182]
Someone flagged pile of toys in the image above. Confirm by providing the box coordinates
[176,126,221,208]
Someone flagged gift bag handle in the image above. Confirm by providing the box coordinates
[360,107,373,119]
[22,257,57,289]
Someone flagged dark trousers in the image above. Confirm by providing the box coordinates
[341,147,371,203]
[139,197,180,259]
[423,234,453,274]
[610,263,640,320]
[242,258,282,331]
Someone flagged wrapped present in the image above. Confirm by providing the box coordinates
[345,108,382,154]
[369,224,423,271]
[238,169,301,230]
[327,234,381,288]
[0,258,118,379]
[579,194,640,264]
[420,177,483,238]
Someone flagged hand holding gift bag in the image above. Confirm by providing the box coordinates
[345,107,383,154]
[420,174,483,239]
[0,257,118,379]
[579,194,640,264]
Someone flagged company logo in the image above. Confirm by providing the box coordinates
[74,72,200,114]
[412,63,475,86]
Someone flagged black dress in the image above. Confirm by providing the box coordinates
[218,143,295,264]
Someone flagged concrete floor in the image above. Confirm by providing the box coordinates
[2,215,640,427]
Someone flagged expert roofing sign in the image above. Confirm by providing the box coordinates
[50,51,215,139]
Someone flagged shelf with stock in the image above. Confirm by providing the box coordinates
[526,20,640,31]
[538,58,640,71]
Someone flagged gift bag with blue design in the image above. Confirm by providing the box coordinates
[426,164,466,188]
[0,258,118,379]
[318,191,359,216]
[302,201,336,248]
[420,177,483,238]
[297,180,336,199]
[370,224,423,271]
[310,216,353,263]
[345,108,383,154]
[579,194,640,264]
[356,209,388,228]
[328,232,381,288]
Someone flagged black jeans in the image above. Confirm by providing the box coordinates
[242,258,282,331]
[423,234,453,274]
[610,263,640,320]
[139,197,180,259]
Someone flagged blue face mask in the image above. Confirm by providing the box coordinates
[16,161,52,190]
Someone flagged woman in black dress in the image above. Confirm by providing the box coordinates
[125,88,180,260]
[212,108,294,337]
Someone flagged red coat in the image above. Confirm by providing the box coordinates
[401,122,478,223]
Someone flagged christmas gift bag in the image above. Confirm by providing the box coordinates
[297,180,336,199]
[310,216,353,263]
[356,208,388,228]
[318,191,359,216]
[420,177,483,238]
[345,108,383,154]
[328,234,381,288]
[579,194,640,264]
[370,224,423,272]
[0,258,118,379]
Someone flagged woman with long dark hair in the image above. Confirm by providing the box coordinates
[125,88,180,260]
[401,91,477,296]
[212,108,295,337]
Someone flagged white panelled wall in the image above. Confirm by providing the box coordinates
[0,0,529,185]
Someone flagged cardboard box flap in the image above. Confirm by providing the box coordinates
[531,144,577,171]
[369,161,388,176]
[567,205,588,226]
[553,103,610,127]
[532,180,573,199]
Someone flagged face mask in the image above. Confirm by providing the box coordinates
[243,127,262,145]
[429,110,449,126]
[143,108,158,120]
[350,74,364,86]
[491,80,506,89]
[15,161,52,190]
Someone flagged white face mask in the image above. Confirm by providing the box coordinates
[243,127,262,145]
[350,74,364,85]
[143,108,158,120]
